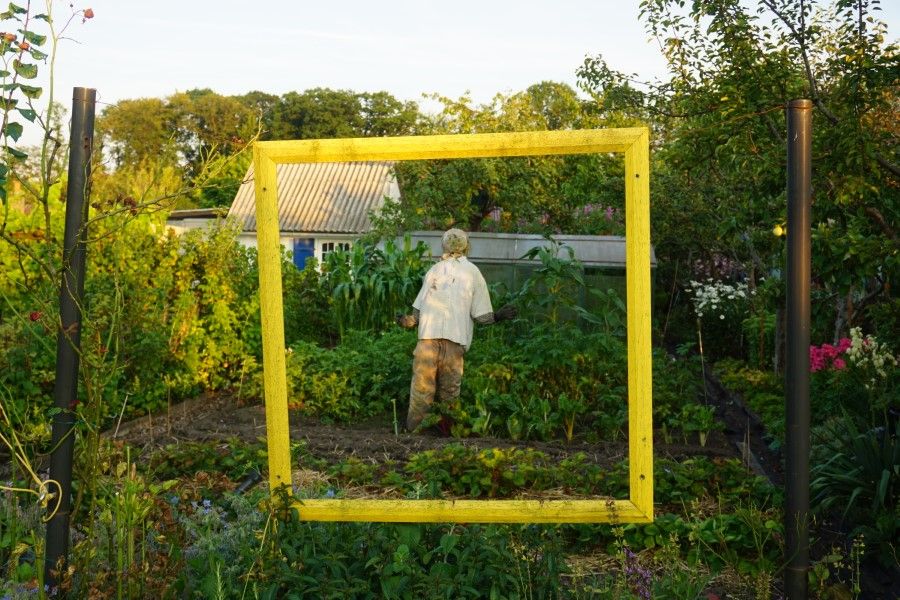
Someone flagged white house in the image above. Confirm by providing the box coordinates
[227,161,399,268]
[164,207,229,235]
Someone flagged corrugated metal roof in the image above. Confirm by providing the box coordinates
[228,161,396,233]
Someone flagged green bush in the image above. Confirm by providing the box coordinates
[246,328,418,422]
[281,256,336,347]
[0,212,268,424]
[253,507,567,599]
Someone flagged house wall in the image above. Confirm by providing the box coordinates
[165,217,223,236]
[393,231,657,269]
[236,232,358,268]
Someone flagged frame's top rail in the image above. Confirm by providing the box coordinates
[256,128,648,163]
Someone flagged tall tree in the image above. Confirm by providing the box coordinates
[97,97,179,169]
[266,88,419,140]
[383,83,623,234]
[169,89,256,176]
[577,0,899,340]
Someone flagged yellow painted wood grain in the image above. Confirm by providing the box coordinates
[290,499,652,524]
[253,147,293,492]
[255,127,654,523]
[624,130,654,521]
[257,129,645,164]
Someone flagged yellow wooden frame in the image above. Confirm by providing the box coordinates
[254,128,653,523]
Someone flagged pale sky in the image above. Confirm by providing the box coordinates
[56,0,669,104]
[35,0,668,143]
[19,0,900,144]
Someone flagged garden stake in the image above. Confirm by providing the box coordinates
[392,396,399,436]
[45,87,96,586]
[784,98,812,600]
[696,318,708,402]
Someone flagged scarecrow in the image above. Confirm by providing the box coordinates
[397,229,517,431]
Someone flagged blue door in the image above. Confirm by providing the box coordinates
[292,238,315,269]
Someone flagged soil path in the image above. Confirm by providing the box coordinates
[110,393,740,468]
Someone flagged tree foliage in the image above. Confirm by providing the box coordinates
[577,0,898,342]
[96,87,420,208]
[264,87,419,140]
[382,82,629,235]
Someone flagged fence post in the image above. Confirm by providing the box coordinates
[784,98,812,600]
[44,87,96,586]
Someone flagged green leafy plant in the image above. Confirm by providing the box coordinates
[812,418,899,566]
[675,402,722,447]
[516,239,585,325]
[251,327,417,422]
[323,236,430,337]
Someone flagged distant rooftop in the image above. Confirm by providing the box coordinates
[228,161,397,234]
[166,207,229,221]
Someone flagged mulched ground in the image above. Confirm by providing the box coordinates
[109,392,744,470]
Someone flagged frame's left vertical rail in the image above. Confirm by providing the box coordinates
[253,145,293,492]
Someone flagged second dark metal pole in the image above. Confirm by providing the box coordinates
[784,98,812,599]
[45,87,96,586]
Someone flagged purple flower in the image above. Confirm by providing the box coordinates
[623,546,652,600]
[604,206,615,221]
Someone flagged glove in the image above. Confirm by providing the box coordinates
[493,304,518,322]
[396,314,417,329]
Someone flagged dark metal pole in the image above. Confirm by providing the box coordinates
[45,87,96,585]
[784,98,812,599]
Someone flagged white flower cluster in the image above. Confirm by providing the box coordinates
[846,327,897,380]
[685,279,754,319]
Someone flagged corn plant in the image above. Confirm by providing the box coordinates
[322,236,429,337]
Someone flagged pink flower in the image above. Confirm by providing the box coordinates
[809,341,850,373]
[809,346,825,372]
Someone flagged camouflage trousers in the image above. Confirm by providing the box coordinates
[407,338,465,431]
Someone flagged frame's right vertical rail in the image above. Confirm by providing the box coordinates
[624,129,654,520]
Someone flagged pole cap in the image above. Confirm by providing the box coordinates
[787,99,813,109]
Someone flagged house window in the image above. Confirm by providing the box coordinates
[321,241,351,260]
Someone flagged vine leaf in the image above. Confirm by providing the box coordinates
[5,145,27,159]
[12,59,37,79]
[3,121,22,141]
[19,84,41,99]
[22,30,46,46]
[17,107,35,121]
